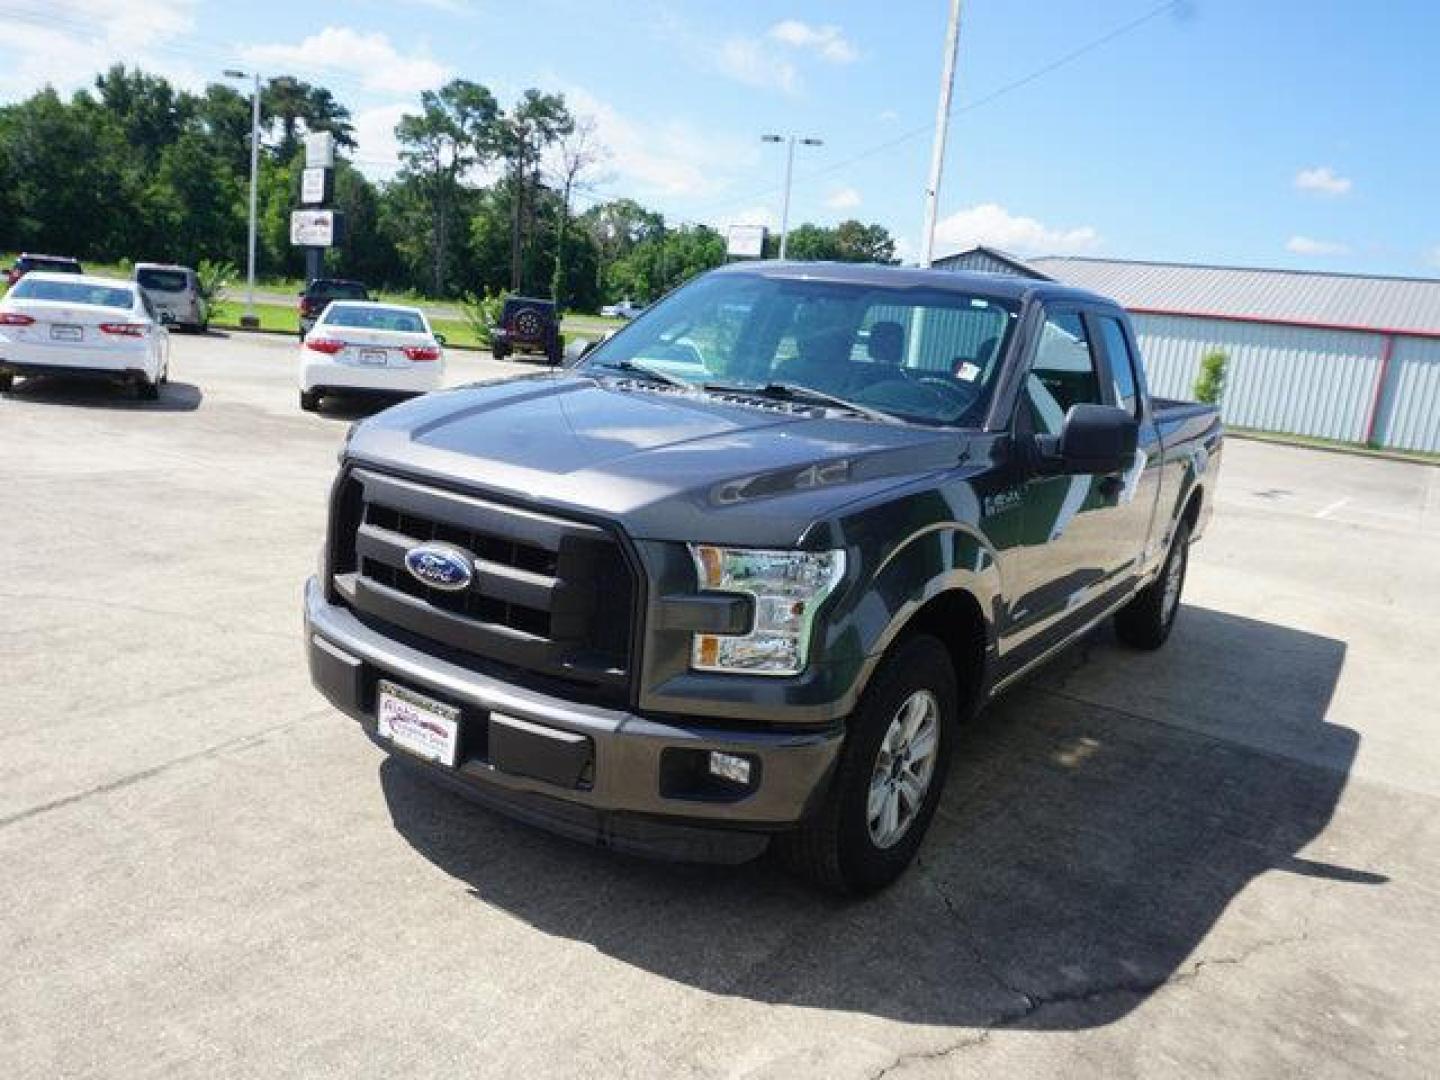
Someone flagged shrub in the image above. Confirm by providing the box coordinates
[1193,349,1228,405]
[460,287,508,347]
[196,259,236,305]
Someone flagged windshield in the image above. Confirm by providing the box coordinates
[137,268,189,292]
[580,272,1021,426]
[322,305,427,333]
[10,279,134,309]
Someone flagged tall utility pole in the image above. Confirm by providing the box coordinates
[920,0,963,268]
[761,134,822,259]
[224,69,262,327]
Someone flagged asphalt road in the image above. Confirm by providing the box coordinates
[3,332,1438,1079]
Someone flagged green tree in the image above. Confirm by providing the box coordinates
[497,89,572,292]
[1193,349,1228,405]
[263,76,355,160]
[396,78,501,296]
[547,117,605,309]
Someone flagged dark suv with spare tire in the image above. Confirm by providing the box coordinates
[491,296,563,364]
[304,261,1221,894]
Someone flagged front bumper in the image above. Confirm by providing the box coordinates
[303,577,843,862]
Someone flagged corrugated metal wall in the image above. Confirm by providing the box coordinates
[1130,314,1396,446]
[1373,337,1440,453]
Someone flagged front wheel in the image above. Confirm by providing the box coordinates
[777,634,956,895]
[0,372,12,392]
[1115,519,1191,650]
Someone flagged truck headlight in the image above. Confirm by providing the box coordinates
[689,545,846,675]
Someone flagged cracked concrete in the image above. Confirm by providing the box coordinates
[3,335,1439,1079]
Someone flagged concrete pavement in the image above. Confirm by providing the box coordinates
[2,333,1437,1078]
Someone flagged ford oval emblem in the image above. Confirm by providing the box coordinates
[404,544,473,592]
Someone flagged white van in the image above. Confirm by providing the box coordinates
[134,263,208,333]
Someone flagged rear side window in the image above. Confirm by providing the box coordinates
[10,279,134,309]
[1096,316,1141,417]
[1022,310,1103,436]
[138,268,189,292]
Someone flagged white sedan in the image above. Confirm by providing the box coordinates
[298,301,445,412]
[0,272,171,399]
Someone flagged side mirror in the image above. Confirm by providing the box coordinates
[1040,403,1138,475]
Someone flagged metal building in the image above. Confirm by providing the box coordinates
[934,247,1440,454]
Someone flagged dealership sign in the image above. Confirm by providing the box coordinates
[300,167,327,205]
[726,224,767,259]
[290,209,340,247]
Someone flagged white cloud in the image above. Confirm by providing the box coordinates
[350,103,411,177]
[825,186,862,210]
[933,203,1100,257]
[243,27,452,96]
[1294,165,1352,196]
[716,37,799,93]
[767,20,858,63]
[0,0,204,99]
[1286,235,1350,257]
[562,85,758,199]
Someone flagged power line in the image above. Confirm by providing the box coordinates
[684,0,1183,221]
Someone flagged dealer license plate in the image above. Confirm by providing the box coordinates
[377,680,460,767]
[359,348,387,366]
[50,324,83,341]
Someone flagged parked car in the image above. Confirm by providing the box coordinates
[6,253,83,287]
[134,262,208,333]
[304,262,1221,894]
[298,300,444,412]
[298,278,370,340]
[0,272,170,399]
[600,299,644,320]
[490,296,563,364]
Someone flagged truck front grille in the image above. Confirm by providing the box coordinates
[329,468,637,705]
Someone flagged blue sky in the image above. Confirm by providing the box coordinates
[8,0,1438,275]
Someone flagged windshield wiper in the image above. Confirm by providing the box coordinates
[592,359,691,389]
[705,381,903,425]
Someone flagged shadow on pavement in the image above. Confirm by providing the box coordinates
[380,605,1377,1029]
[3,376,203,412]
[312,393,411,422]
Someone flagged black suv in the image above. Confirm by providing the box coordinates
[491,296,563,364]
[6,254,83,287]
[299,279,370,340]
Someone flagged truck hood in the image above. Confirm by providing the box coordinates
[348,372,969,547]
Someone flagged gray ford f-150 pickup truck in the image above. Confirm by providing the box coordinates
[304,261,1221,893]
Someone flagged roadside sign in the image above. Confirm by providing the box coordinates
[300,167,327,205]
[726,224,766,259]
[305,131,335,169]
[290,209,340,247]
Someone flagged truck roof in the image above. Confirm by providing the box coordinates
[711,259,1118,309]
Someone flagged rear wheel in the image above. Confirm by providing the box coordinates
[299,389,321,412]
[777,634,956,895]
[0,373,12,392]
[1115,519,1191,649]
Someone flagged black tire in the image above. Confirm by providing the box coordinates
[777,634,957,895]
[1115,519,1191,650]
[299,389,321,412]
[491,345,509,361]
[546,340,563,366]
[136,379,160,402]
[0,372,12,392]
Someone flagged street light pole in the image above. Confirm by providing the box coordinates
[224,69,262,326]
[762,134,822,260]
[920,0,964,268]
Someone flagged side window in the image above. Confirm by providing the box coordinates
[1023,309,1102,436]
[1097,316,1140,417]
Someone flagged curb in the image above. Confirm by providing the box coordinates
[1229,428,1439,468]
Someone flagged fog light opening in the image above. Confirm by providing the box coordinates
[708,750,753,786]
